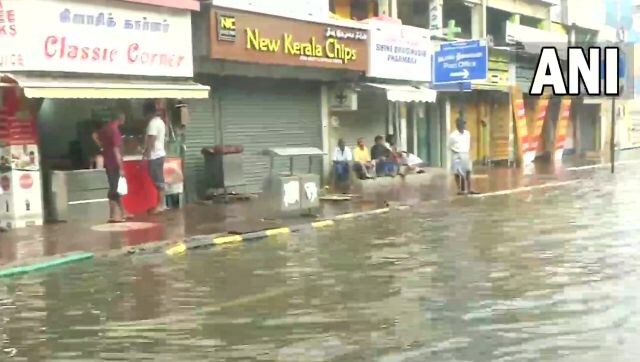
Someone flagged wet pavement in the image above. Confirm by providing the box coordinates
[0,161,639,360]
[0,162,584,267]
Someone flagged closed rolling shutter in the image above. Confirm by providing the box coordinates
[216,77,322,193]
[184,96,216,202]
[516,63,535,91]
[629,107,640,147]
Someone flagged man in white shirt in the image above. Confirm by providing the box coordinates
[449,112,478,195]
[397,151,427,176]
[143,101,167,213]
[333,138,352,185]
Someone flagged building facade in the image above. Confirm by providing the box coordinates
[0,0,206,227]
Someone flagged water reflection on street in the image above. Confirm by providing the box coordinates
[2,166,640,361]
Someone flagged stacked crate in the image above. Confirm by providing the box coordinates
[0,102,43,230]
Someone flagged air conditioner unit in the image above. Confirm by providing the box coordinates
[329,86,358,111]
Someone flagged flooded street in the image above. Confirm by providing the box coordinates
[2,165,640,361]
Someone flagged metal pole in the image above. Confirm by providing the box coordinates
[611,97,616,173]
[611,0,622,174]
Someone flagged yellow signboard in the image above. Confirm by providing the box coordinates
[554,98,572,161]
[511,87,529,163]
[530,96,549,155]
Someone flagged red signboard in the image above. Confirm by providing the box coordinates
[118,0,199,11]
[530,98,549,154]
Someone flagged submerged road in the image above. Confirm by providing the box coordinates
[1,164,640,361]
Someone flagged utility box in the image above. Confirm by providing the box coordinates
[202,145,245,193]
[298,173,320,210]
[260,147,324,216]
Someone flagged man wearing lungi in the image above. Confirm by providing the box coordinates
[449,112,478,195]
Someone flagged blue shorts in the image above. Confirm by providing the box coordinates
[148,157,165,191]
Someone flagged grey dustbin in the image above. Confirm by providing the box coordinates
[202,145,245,193]
[260,147,325,216]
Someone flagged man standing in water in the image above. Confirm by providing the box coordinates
[98,112,129,222]
[449,111,478,195]
[143,101,167,214]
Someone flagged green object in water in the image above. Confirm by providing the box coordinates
[0,252,95,278]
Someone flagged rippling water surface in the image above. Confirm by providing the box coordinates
[2,167,640,361]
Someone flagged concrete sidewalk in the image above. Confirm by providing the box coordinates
[0,160,596,267]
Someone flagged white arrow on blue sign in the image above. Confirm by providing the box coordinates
[433,40,489,85]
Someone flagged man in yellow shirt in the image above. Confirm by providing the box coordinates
[352,137,374,179]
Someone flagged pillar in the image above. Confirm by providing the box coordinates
[377,0,397,18]
[320,85,331,183]
[429,0,443,37]
[480,0,487,38]
[445,97,452,172]
[471,1,483,39]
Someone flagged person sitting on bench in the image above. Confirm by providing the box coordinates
[371,135,398,177]
[352,137,374,179]
[398,151,427,176]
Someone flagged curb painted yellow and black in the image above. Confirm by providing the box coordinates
[165,207,395,256]
[0,206,403,277]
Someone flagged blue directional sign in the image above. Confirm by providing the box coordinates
[433,40,488,84]
[600,52,626,79]
[440,40,482,50]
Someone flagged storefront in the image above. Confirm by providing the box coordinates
[329,19,437,165]
[0,0,208,228]
[195,6,368,194]
[507,21,569,163]
[448,48,512,165]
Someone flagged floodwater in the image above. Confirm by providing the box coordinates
[2,165,640,361]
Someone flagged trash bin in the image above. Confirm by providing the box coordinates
[260,147,324,216]
[202,145,244,191]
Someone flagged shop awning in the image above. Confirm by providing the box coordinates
[365,83,437,103]
[0,74,210,99]
[471,83,510,92]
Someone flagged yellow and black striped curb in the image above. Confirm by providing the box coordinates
[165,207,401,256]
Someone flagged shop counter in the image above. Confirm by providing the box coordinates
[48,169,109,222]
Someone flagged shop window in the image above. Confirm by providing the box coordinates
[398,0,429,28]
[520,14,542,29]
[352,0,377,20]
[329,0,376,20]
[487,7,510,47]
[442,0,472,39]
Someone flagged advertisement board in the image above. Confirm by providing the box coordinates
[367,21,431,81]
[0,0,194,77]
[0,170,43,229]
[511,89,530,163]
[210,7,368,72]
[554,98,573,161]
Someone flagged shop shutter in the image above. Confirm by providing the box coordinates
[629,108,640,147]
[184,96,216,202]
[516,58,536,91]
[216,77,322,193]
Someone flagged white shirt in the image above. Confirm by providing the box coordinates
[333,146,353,162]
[405,153,423,166]
[449,130,471,153]
[146,116,166,159]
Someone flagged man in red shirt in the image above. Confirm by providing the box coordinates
[97,112,127,223]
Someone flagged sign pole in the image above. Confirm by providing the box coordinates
[611,96,616,173]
